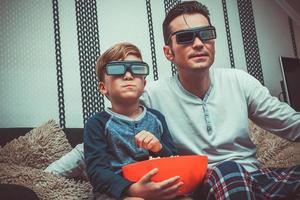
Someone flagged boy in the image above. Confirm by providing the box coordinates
[84,42,182,200]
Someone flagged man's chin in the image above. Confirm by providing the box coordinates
[189,63,211,70]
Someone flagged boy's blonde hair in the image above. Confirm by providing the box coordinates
[96,42,142,81]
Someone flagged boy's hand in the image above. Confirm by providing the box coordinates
[135,130,162,153]
[127,168,183,199]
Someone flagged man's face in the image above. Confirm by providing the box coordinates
[165,13,215,72]
[99,55,146,103]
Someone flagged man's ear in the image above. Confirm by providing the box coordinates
[98,81,108,95]
[163,45,174,61]
[143,79,147,87]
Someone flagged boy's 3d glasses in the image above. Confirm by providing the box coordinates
[105,61,149,76]
[168,26,216,45]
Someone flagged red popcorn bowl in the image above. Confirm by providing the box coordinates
[122,155,208,194]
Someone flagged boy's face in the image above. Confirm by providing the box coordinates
[99,55,146,104]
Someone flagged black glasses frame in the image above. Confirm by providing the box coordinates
[167,26,216,45]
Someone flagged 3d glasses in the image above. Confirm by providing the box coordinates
[168,26,216,45]
[105,61,149,76]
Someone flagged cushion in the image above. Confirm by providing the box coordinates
[0,119,73,169]
[249,120,300,168]
[0,119,93,200]
[0,163,92,200]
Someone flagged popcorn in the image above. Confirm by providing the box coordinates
[149,155,179,160]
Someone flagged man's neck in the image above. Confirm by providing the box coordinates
[111,101,142,119]
[178,69,211,99]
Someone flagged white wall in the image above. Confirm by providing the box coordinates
[0,0,299,128]
[0,0,58,127]
[253,0,299,96]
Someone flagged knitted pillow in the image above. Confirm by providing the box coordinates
[0,163,92,200]
[249,120,300,168]
[0,119,72,169]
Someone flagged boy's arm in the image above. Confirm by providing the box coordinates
[84,117,133,199]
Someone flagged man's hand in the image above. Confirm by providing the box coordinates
[127,168,183,200]
[135,130,162,153]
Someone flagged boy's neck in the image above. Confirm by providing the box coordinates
[111,101,143,119]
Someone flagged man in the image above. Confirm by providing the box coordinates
[141,1,300,199]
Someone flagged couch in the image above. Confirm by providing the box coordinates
[0,119,299,199]
[0,120,92,199]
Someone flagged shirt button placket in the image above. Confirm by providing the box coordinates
[203,103,212,135]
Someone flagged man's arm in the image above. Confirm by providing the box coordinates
[240,70,300,141]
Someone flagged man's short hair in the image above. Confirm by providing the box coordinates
[163,1,211,45]
[96,42,142,82]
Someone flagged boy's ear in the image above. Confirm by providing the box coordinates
[98,81,108,95]
[163,45,174,61]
